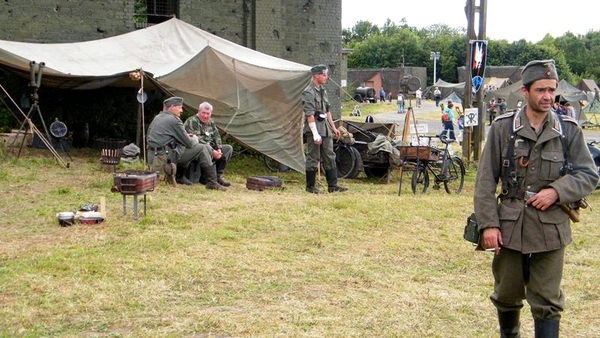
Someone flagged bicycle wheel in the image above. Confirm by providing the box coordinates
[411,163,429,194]
[335,144,358,179]
[444,156,465,194]
[264,155,282,172]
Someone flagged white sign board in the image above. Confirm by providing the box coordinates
[464,108,479,127]
[409,124,428,134]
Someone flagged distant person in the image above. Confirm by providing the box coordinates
[433,86,442,107]
[379,87,386,103]
[415,87,422,108]
[457,112,464,143]
[497,97,507,115]
[487,97,497,125]
[474,59,598,338]
[441,101,456,140]
[563,102,576,119]
[554,102,567,115]
[302,64,347,194]
[397,92,405,114]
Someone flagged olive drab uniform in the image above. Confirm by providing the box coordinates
[147,109,221,189]
[184,114,233,186]
[303,81,335,171]
[147,111,212,169]
[474,108,598,321]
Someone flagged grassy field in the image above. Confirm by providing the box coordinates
[1,104,600,337]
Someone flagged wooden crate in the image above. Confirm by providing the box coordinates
[398,146,440,161]
[113,170,158,195]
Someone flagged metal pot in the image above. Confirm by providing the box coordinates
[57,211,75,227]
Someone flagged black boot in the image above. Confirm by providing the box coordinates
[498,310,521,338]
[305,170,323,194]
[175,165,192,185]
[534,318,559,338]
[216,158,231,186]
[201,164,226,190]
[217,176,231,187]
[325,169,348,193]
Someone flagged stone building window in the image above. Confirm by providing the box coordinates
[133,0,179,28]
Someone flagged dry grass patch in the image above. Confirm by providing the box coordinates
[1,147,599,337]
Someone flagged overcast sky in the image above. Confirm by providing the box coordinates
[342,0,597,43]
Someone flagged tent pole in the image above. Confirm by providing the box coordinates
[140,69,146,168]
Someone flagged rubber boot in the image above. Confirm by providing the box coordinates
[305,170,323,194]
[175,165,192,185]
[215,159,231,187]
[498,310,521,338]
[325,169,348,193]
[534,318,559,338]
[201,164,226,190]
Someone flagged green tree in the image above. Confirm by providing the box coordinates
[342,21,380,47]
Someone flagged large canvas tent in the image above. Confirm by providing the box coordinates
[0,18,311,172]
[424,79,466,101]
[577,79,599,93]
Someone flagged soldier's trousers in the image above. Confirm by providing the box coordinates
[305,136,335,171]
[490,247,566,320]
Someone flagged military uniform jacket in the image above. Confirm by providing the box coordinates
[146,111,193,159]
[302,81,333,137]
[183,115,222,149]
[474,108,598,254]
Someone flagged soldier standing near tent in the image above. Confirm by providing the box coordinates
[147,97,225,190]
[474,59,598,338]
[302,64,347,194]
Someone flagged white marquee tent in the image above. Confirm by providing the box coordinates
[0,18,312,172]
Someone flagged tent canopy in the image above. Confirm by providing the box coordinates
[425,79,466,101]
[0,18,311,172]
[577,79,599,93]
[486,79,588,121]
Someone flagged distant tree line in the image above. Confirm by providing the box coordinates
[343,19,600,87]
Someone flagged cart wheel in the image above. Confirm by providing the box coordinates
[264,155,288,172]
[411,163,429,194]
[444,156,465,194]
[335,144,359,179]
[348,146,362,178]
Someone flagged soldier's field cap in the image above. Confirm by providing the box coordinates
[163,96,184,107]
[521,59,558,86]
[311,64,328,75]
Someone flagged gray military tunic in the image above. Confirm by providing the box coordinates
[474,108,597,253]
[302,81,335,171]
[146,111,212,167]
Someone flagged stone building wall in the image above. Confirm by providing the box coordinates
[0,0,342,117]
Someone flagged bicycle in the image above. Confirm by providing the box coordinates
[264,140,362,179]
[409,134,465,194]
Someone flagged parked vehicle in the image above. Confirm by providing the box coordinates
[353,86,377,103]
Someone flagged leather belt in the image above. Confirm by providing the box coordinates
[149,146,168,156]
[498,189,526,202]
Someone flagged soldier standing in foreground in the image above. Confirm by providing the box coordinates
[474,60,598,338]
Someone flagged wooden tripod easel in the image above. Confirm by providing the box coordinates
[397,106,419,195]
